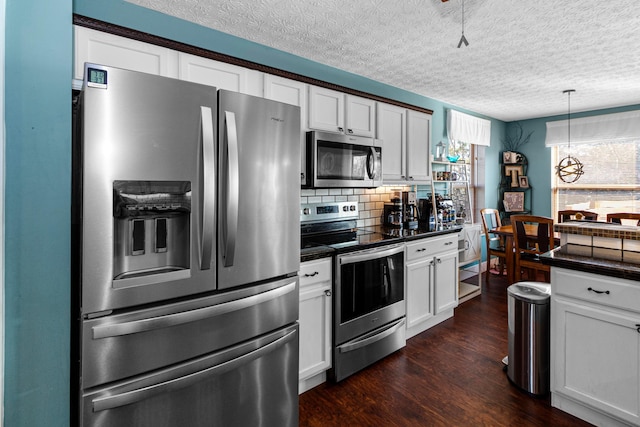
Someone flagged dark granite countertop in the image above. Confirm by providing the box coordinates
[540,245,640,282]
[300,225,463,263]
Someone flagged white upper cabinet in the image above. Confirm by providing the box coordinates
[178,53,262,95]
[345,95,376,137]
[376,103,406,182]
[308,86,375,137]
[308,86,345,133]
[378,104,431,184]
[74,26,178,81]
[406,110,432,183]
[263,74,308,185]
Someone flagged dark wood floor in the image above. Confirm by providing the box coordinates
[299,272,592,427]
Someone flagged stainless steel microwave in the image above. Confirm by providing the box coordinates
[305,131,383,188]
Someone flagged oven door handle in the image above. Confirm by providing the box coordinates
[339,244,404,265]
[338,318,405,353]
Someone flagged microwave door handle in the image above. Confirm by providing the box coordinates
[223,111,239,267]
[367,146,377,179]
[199,106,215,270]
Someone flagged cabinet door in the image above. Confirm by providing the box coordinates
[345,95,375,137]
[406,110,432,183]
[178,53,261,95]
[461,224,482,264]
[377,103,406,182]
[264,75,307,185]
[434,250,459,313]
[299,283,332,381]
[74,26,178,81]
[308,86,344,133]
[406,258,434,329]
[552,297,640,425]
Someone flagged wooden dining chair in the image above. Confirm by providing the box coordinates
[510,215,555,282]
[480,208,506,284]
[606,212,640,226]
[558,210,598,223]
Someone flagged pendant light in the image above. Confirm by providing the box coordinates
[556,89,584,183]
[457,0,469,48]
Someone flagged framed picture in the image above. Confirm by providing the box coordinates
[519,176,529,188]
[503,191,525,212]
[504,165,524,187]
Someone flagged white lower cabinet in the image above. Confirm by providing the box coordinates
[298,258,332,394]
[551,267,640,426]
[405,233,459,339]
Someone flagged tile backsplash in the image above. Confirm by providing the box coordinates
[301,185,421,227]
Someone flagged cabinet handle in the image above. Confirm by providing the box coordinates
[408,176,414,180]
[347,128,354,134]
[324,290,332,297]
[416,248,426,252]
[304,271,319,277]
[587,287,610,295]
[338,127,344,132]
[436,258,442,264]
[636,324,640,333]
[444,242,454,246]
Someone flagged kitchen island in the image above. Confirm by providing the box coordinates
[541,221,640,427]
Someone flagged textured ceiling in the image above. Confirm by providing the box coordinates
[126,0,640,121]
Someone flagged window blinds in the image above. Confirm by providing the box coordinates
[545,110,640,147]
[446,109,491,146]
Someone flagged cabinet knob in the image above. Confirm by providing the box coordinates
[437,258,442,264]
[324,290,332,297]
[338,127,344,132]
[347,129,354,134]
[408,176,414,180]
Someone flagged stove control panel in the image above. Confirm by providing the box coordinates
[300,202,359,223]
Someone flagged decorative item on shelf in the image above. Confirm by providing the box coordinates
[446,155,460,163]
[435,141,447,161]
[504,165,524,187]
[556,89,584,183]
[518,176,529,188]
[503,192,525,213]
[502,122,533,160]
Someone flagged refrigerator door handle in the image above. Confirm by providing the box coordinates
[91,328,297,412]
[223,111,239,267]
[200,106,215,270]
[92,281,296,339]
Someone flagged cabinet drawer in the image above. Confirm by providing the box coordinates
[299,258,332,288]
[406,234,458,261]
[553,268,640,314]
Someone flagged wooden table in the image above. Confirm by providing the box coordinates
[489,224,536,284]
[490,224,558,284]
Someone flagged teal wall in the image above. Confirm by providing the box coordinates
[5,0,72,425]
[507,103,640,217]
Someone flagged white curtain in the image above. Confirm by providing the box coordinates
[545,109,640,147]
[446,109,491,146]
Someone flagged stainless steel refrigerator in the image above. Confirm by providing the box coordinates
[72,63,300,427]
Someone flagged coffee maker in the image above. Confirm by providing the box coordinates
[383,190,403,228]
[402,191,419,229]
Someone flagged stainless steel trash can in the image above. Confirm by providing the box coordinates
[507,281,551,395]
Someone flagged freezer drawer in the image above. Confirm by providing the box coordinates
[82,324,299,427]
[82,277,298,388]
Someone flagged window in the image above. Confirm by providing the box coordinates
[552,140,640,220]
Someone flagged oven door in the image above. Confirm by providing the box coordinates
[335,243,405,345]
[307,131,382,188]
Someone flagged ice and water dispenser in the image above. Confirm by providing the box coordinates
[112,181,191,281]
